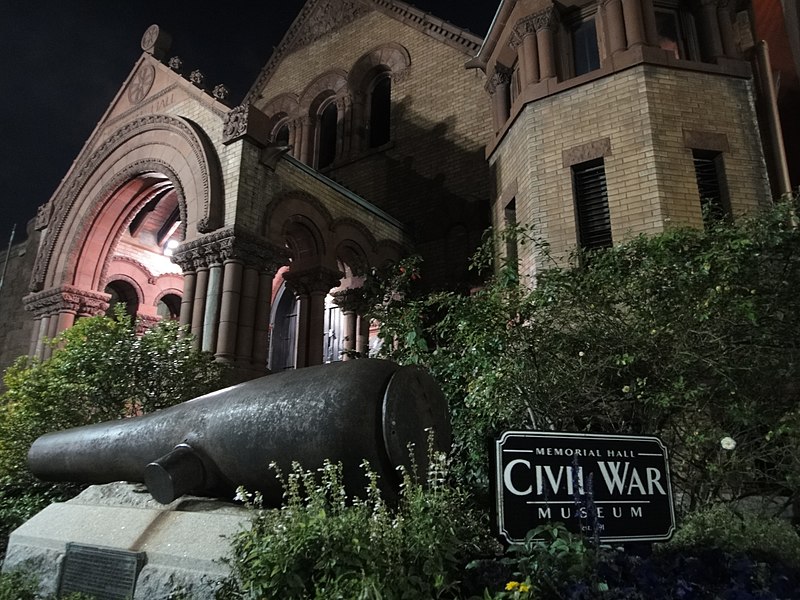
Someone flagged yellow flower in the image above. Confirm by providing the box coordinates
[519,583,531,593]
[505,581,520,591]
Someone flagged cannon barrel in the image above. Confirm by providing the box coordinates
[27,359,450,505]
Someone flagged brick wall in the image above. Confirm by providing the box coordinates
[490,64,770,277]
[0,229,39,380]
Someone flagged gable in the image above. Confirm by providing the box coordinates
[246,0,482,103]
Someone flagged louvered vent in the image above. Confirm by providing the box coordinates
[573,160,612,250]
[693,151,725,224]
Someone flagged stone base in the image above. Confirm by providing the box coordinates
[1,482,251,599]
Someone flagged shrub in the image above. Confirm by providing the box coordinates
[0,570,37,600]
[362,201,800,513]
[664,504,800,568]
[218,448,491,599]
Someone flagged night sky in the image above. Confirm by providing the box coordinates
[0,1,497,243]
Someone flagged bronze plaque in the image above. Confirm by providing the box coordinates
[58,543,145,600]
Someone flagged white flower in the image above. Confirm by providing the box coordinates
[720,437,737,451]
[578,351,585,357]
[622,385,631,393]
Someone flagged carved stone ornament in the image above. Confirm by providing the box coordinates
[141,24,160,52]
[289,0,369,52]
[284,266,344,297]
[168,56,183,72]
[212,84,230,101]
[35,203,51,231]
[513,14,538,40]
[189,70,205,88]
[171,228,290,274]
[24,285,111,318]
[222,105,249,143]
[331,287,369,314]
[486,65,513,94]
[533,6,560,32]
[127,64,156,104]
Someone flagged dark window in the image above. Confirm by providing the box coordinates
[572,17,600,76]
[369,76,391,148]
[274,123,290,146]
[655,8,684,59]
[573,159,612,250]
[317,102,338,169]
[270,287,298,371]
[157,294,181,320]
[504,198,519,269]
[323,297,343,363]
[692,150,727,225]
[105,280,139,317]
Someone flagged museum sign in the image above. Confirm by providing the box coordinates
[494,431,675,544]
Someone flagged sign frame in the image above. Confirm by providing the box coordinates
[494,431,676,544]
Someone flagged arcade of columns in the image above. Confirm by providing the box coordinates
[486,0,742,132]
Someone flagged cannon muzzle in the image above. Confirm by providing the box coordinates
[27,359,450,504]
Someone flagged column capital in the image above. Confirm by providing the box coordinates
[485,64,513,94]
[331,287,369,314]
[24,285,111,319]
[172,228,290,275]
[513,14,539,40]
[533,6,560,32]
[284,266,343,297]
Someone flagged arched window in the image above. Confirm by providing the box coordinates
[274,122,290,147]
[269,285,298,371]
[156,293,181,320]
[368,75,391,148]
[317,101,338,169]
[105,280,140,317]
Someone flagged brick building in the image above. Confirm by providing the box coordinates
[0,0,797,380]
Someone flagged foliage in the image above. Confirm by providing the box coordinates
[664,504,800,568]
[0,308,227,559]
[217,446,490,599]
[0,307,226,481]
[362,201,800,512]
[0,570,37,600]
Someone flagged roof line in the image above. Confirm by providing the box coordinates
[244,0,484,103]
[281,154,406,231]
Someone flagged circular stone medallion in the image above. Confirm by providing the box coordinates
[128,65,156,104]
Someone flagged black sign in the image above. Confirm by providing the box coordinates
[495,431,675,544]
[59,543,145,600]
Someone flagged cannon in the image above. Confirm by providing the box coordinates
[27,359,450,505]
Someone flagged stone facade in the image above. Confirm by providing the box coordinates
[0,0,797,379]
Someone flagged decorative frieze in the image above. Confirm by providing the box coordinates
[284,266,344,297]
[172,228,290,274]
[24,285,111,318]
[533,7,560,32]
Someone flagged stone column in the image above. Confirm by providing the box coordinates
[332,288,365,361]
[335,96,347,161]
[300,115,314,165]
[288,119,300,159]
[602,0,627,54]
[718,1,739,58]
[191,259,209,350]
[700,0,725,60]
[486,66,512,133]
[284,266,342,368]
[216,257,244,363]
[356,314,370,356]
[202,258,223,354]
[511,16,539,88]
[534,7,559,80]
[621,0,647,48]
[29,317,43,357]
[341,94,354,158]
[236,265,260,365]
[178,270,196,329]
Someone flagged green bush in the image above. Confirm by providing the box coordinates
[665,504,800,567]
[362,201,800,513]
[218,449,491,599]
[0,308,228,559]
[0,570,38,600]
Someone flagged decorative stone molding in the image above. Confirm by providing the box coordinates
[107,256,158,286]
[283,266,344,296]
[485,65,513,94]
[31,114,219,292]
[289,0,370,52]
[533,6,560,32]
[683,129,730,153]
[331,287,369,314]
[172,228,290,275]
[24,285,111,318]
[222,104,272,147]
[141,24,172,59]
[168,56,183,72]
[189,70,205,88]
[562,138,612,168]
[35,203,51,231]
[513,14,538,40]
[212,84,230,102]
[127,65,155,104]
